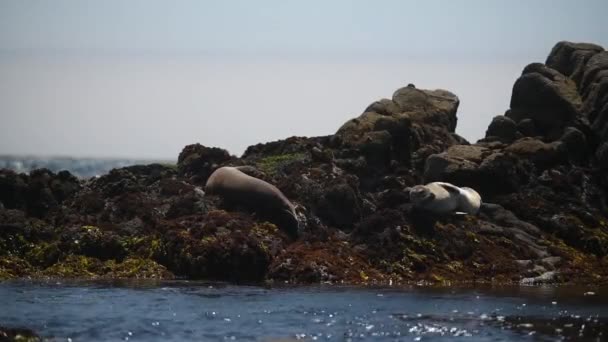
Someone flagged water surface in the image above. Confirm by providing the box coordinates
[1,281,606,341]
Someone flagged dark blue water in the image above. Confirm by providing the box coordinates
[1,281,606,341]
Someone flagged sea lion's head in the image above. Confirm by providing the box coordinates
[409,185,435,206]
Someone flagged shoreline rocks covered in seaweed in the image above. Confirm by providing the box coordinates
[1,41,607,285]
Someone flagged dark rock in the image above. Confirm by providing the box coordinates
[597,141,608,169]
[546,41,604,83]
[558,126,588,162]
[508,64,582,138]
[516,118,537,137]
[485,115,518,142]
[505,138,563,167]
[423,144,488,182]
[424,144,528,197]
[392,86,459,132]
[591,102,608,141]
[581,51,608,93]
[317,177,362,229]
[335,111,412,167]
[0,170,28,210]
[177,144,232,185]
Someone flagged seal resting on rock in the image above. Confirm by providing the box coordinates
[409,182,481,215]
[205,166,299,237]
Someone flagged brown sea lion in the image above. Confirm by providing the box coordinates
[205,166,299,237]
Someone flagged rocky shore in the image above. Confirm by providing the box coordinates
[1,41,607,285]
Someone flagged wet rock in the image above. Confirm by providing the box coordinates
[521,271,558,284]
[59,225,127,261]
[0,325,41,342]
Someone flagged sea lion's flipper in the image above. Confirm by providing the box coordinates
[437,183,461,195]
[280,208,300,239]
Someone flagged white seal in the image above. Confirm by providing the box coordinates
[409,182,481,215]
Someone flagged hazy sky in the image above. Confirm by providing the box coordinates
[1,1,606,159]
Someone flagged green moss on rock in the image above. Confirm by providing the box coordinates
[257,153,307,176]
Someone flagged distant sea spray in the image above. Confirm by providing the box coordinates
[0,156,173,178]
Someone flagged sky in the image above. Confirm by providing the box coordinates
[0,0,606,159]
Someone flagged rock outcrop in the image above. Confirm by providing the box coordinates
[1,41,608,285]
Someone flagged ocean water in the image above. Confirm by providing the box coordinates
[0,281,606,341]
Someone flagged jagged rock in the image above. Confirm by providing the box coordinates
[507,63,582,139]
[546,41,604,84]
[177,144,232,185]
[485,115,518,142]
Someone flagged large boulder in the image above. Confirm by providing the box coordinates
[392,85,459,132]
[546,41,604,85]
[507,63,582,139]
[336,85,461,169]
